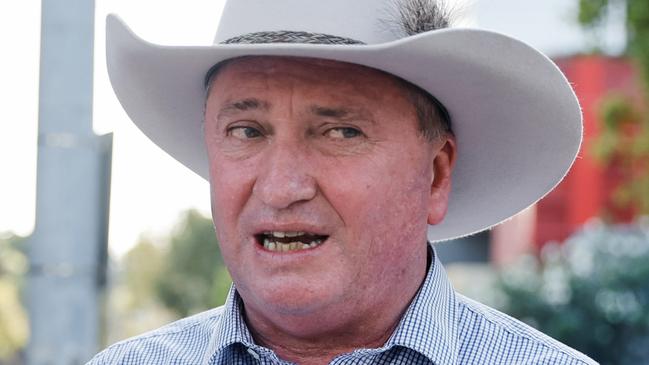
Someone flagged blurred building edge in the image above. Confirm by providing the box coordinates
[440,55,642,267]
[490,55,643,266]
[442,55,641,310]
[26,1,112,365]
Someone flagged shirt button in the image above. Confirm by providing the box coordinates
[247,347,261,360]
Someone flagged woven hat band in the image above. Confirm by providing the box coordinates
[222,30,366,45]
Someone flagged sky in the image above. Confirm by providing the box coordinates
[0,0,625,257]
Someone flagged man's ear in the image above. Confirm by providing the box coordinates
[427,136,457,225]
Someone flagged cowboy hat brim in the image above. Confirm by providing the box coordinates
[106,14,581,242]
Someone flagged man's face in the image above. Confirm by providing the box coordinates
[204,57,454,331]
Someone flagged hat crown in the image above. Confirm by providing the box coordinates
[214,0,399,45]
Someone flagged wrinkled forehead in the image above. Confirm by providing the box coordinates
[219,56,378,73]
[206,56,407,111]
[205,56,407,97]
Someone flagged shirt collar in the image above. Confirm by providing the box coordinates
[204,285,255,360]
[204,244,459,364]
[385,244,459,364]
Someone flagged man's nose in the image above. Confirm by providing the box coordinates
[252,141,317,210]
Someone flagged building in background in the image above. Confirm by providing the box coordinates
[439,0,630,265]
[492,55,644,264]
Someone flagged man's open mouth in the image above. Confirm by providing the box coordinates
[255,231,328,252]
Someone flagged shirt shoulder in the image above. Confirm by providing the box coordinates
[86,306,225,365]
[455,294,599,365]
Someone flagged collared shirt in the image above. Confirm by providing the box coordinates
[87,246,598,364]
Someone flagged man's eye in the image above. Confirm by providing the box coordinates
[228,126,262,139]
[325,127,363,139]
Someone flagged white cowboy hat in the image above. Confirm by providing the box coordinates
[106,0,582,242]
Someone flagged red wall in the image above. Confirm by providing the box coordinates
[534,56,642,247]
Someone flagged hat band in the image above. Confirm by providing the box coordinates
[221,30,365,45]
[204,30,364,87]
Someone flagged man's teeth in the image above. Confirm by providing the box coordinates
[268,231,305,238]
[261,231,324,252]
[263,240,321,251]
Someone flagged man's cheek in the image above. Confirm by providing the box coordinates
[212,165,254,209]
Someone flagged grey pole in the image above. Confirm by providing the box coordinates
[27,0,112,364]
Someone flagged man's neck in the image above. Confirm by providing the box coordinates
[241,249,432,364]
[249,319,400,365]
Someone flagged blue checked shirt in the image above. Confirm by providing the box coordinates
[88,246,598,364]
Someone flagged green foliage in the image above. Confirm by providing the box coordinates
[591,96,649,216]
[122,238,164,308]
[498,222,649,364]
[0,233,28,360]
[578,0,609,28]
[155,210,231,317]
[113,209,232,340]
[627,0,649,88]
[577,0,612,52]
[578,0,649,85]
[578,0,649,217]
[109,237,176,341]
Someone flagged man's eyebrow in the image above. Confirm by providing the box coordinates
[217,98,270,119]
[310,105,373,122]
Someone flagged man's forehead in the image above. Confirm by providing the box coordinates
[204,56,420,129]
[206,56,410,110]
[219,56,377,74]
[209,56,404,91]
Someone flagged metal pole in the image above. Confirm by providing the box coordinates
[27,0,111,363]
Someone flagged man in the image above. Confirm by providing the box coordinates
[91,0,596,364]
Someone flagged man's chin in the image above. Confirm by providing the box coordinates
[242,287,358,340]
[241,280,345,318]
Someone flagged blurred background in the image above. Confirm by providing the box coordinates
[0,0,648,364]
